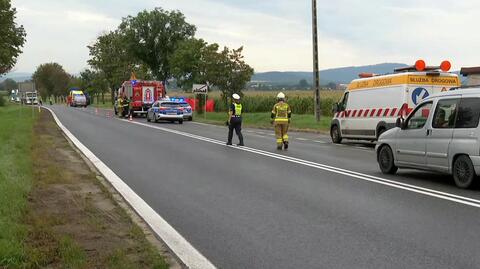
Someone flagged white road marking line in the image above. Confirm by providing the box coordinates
[45,107,216,269]
[190,121,223,128]
[126,119,480,209]
[296,138,309,141]
[314,140,327,144]
[354,146,373,150]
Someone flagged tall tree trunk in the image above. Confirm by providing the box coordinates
[102,92,105,104]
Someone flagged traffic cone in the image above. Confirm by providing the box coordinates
[129,114,133,121]
[95,108,98,115]
[106,111,110,118]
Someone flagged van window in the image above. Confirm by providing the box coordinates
[432,99,459,129]
[406,102,433,129]
[455,98,480,128]
[339,92,349,111]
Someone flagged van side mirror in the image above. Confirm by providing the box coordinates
[396,117,405,129]
[332,103,339,113]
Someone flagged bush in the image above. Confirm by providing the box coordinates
[0,95,5,107]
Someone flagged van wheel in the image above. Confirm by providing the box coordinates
[147,114,151,122]
[453,155,477,189]
[330,125,342,144]
[378,145,398,174]
[179,120,184,124]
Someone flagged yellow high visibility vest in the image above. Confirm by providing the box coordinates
[234,103,242,116]
[272,102,290,122]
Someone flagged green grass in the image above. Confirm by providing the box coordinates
[59,237,87,268]
[194,111,331,132]
[91,99,114,109]
[0,103,36,267]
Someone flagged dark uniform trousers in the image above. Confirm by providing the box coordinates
[228,116,244,145]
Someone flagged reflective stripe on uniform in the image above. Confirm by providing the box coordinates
[272,102,290,122]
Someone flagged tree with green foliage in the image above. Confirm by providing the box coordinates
[32,63,70,101]
[326,82,337,90]
[170,38,220,91]
[0,0,26,76]
[87,30,150,104]
[80,69,109,104]
[299,79,309,89]
[120,8,196,81]
[0,78,18,91]
[212,46,254,106]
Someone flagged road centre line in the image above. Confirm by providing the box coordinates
[46,107,216,269]
[126,119,480,209]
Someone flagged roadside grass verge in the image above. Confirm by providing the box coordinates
[193,111,331,132]
[0,104,169,268]
[0,104,35,267]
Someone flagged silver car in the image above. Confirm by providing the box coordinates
[376,87,480,188]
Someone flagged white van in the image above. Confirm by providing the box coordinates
[331,63,460,143]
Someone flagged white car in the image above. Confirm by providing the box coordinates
[147,101,184,124]
[376,87,480,188]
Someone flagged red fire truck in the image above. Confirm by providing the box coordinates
[116,80,166,116]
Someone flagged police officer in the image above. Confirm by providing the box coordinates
[271,92,292,150]
[226,93,244,146]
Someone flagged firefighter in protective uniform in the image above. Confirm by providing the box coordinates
[271,92,292,150]
[226,93,244,146]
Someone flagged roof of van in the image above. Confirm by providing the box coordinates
[347,72,459,91]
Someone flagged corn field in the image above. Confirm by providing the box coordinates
[170,90,344,116]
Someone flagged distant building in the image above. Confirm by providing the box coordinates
[337,84,348,91]
[460,67,480,86]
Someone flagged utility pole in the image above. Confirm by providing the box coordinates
[312,0,321,121]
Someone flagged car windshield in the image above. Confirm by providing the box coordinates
[178,103,190,107]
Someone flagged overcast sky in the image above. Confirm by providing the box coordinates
[10,0,480,74]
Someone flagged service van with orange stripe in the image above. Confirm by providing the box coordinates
[330,60,460,143]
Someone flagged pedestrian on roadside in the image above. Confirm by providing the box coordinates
[226,93,244,146]
[271,92,292,150]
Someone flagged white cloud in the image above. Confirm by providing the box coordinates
[9,0,480,74]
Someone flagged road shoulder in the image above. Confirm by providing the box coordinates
[25,108,180,268]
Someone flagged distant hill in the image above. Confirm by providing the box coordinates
[252,63,409,86]
[0,72,32,82]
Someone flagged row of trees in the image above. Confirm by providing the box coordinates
[32,63,73,102]
[86,7,254,105]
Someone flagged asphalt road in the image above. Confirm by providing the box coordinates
[49,105,480,269]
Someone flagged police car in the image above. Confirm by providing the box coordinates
[178,102,193,121]
[147,100,184,124]
[331,60,460,143]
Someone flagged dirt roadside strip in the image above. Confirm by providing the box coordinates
[43,107,216,269]
[25,109,181,268]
